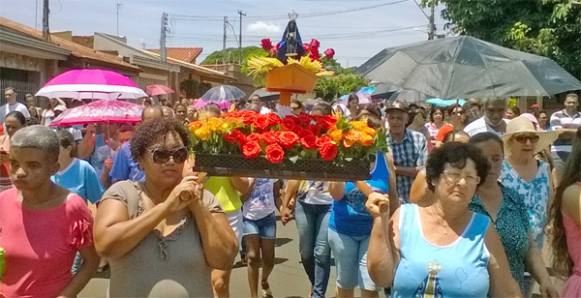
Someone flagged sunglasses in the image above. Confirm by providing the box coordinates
[513,135,539,143]
[149,146,189,164]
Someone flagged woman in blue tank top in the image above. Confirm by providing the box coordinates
[366,143,522,297]
[328,151,399,298]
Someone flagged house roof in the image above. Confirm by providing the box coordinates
[94,33,180,72]
[141,50,233,81]
[148,47,203,63]
[0,17,139,72]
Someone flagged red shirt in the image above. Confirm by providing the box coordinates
[0,189,93,297]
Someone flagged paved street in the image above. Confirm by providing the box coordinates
[80,219,344,298]
[78,218,563,298]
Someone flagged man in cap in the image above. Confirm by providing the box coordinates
[0,87,30,123]
[386,100,428,203]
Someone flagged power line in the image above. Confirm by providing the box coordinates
[168,0,408,22]
[171,25,424,40]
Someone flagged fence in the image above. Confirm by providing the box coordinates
[0,78,40,105]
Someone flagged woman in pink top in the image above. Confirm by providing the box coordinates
[0,125,99,297]
[551,128,581,297]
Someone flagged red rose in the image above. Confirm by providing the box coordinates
[265,143,285,164]
[261,131,278,145]
[306,124,322,136]
[314,115,337,131]
[261,38,273,51]
[309,39,320,50]
[298,113,313,127]
[281,116,299,131]
[242,141,261,159]
[224,129,246,144]
[324,48,335,59]
[269,47,277,57]
[316,135,332,148]
[253,115,270,131]
[247,133,261,143]
[266,113,281,126]
[277,131,299,149]
[303,43,310,53]
[319,142,338,161]
[300,133,317,149]
[309,50,321,61]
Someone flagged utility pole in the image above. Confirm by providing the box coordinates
[116,1,123,36]
[223,16,228,50]
[428,1,435,40]
[237,10,246,64]
[160,12,169,62]
[42,0,50,40]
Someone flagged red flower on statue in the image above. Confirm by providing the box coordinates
[309,39,320,50]
[324,48,335,59]
[261,38,273,51]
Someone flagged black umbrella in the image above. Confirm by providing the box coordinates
[359,36,581,98]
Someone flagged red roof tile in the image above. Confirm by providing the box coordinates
[148,47,203,63]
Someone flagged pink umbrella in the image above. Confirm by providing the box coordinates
[49,99,143,127]
[36,69,147,100]
[146,84,175,96]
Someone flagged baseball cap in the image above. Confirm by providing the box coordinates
[385,100,409,113]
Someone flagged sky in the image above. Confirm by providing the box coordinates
[0,0,446,67]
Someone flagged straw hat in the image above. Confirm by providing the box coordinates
[502,115,558,153]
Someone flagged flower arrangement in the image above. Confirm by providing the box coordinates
[189,110,386,167]
[246,37,335,83]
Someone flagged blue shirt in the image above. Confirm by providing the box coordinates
[393,204,490,297]
[51,158,104,204]
[329,152,389,236]
[109,142,144,183]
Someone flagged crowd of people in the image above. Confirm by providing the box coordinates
[0,85,580,298]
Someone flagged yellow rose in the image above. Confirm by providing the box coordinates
[343,130,361,148]
[359,133,374,147]
[194,127,212,141]
[363,127,377,138]
[207,117,224,131]
[328,128,344,143]
[349,120,368,131]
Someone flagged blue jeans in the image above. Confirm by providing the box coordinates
[328,229,376,291]
[294,201,332,298]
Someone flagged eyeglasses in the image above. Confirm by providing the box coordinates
[148,146,189,164]
[442,170,480,185]
[513,135,539,143]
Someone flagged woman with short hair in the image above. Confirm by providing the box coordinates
[366,142,522,297]
[0,126,99,297]
[0,111,26,192]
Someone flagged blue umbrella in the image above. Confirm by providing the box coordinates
[426,98,466,107]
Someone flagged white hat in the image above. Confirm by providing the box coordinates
[502,115,558,153]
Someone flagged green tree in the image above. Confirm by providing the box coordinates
[424,0,581,79]
[201,46,268,65]
[314,69,368,102]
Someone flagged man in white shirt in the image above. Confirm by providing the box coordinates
[549,93,581,182]
[464,98,508,137]
[0,87,30,123]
